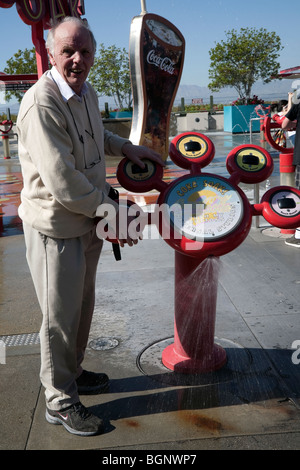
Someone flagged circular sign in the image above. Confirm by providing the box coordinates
[169,132,215,169]
[235,148,267,172]
[116,158,163,192]
[123,159,156,181]
[177,135,208,159]
[146,19,183,46]
[261,187,300,228]
[269,189,300,217]
[163,174,244,241]
[226,145,273,183]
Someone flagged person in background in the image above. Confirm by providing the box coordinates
[17,16,164,436]
[272,93,296,147]
[281,93,300,247]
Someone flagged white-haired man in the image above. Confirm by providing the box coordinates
[17,16,164,436]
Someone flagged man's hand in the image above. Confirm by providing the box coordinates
[121,142,165,169]
[281,117,296,131]
[96,201,146,247]
[116,212,143,247]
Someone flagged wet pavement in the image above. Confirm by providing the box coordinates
[0,130,299,451]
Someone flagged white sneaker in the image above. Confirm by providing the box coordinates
[285,235,300,248]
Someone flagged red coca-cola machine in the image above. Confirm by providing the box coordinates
[129,1,185,160]
[115,132,300,373]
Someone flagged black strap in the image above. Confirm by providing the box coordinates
[112,242,121,261]
[108,187,121,261]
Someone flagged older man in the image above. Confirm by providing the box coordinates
[17,16,163,436]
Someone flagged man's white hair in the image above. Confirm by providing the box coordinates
[46,16,97,55]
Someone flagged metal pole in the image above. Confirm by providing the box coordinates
[253,184,260,228]
[2,131,10,159]
[141,0,147,14]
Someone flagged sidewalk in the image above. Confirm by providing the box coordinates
[0,132,299,450]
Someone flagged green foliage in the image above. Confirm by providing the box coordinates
[0,113,17,121]
[3,48,37,103]
[89,43,132,110]
[208,27,283,100]
[4,43,132,109]
[172,104,223,113]
[232,95,265,106]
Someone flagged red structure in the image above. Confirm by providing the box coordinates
[262,116,295,187]
[0,0,86,78]
[0,1,86,159]
[115,132,300,374]
[262,116,296,234]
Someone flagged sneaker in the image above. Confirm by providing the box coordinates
[76,370,109,395]
[285,235,300,248]
[46,402,104,436]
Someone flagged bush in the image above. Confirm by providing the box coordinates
[172,104,223,113]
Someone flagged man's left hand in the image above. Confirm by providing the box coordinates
[121,142,165,169]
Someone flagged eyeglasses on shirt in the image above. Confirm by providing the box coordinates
[67,96,101,169]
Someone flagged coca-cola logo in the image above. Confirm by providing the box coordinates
[147,50,176,75]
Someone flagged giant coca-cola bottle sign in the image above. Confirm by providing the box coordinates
[129,14,185,160]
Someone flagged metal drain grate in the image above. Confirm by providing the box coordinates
[0,333,40,347]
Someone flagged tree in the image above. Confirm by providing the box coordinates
[208,28,283,100]
[5,44,132,108]
[3,48,37,103]
[89,43,132,110]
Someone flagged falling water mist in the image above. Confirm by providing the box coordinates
[174,256,222,362]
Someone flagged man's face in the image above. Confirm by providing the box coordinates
[48,22,95,95]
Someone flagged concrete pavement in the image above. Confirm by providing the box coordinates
[0,131,299,451]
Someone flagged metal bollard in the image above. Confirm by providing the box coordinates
[279,152,296,234]
[0,120,13,160]
[280,152,295,187]
[2,131,10,159]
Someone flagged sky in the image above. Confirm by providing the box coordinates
[0,0,299,90]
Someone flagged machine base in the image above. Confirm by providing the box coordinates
[162,343,227,374]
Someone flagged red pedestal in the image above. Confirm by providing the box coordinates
[280,153,296,235]
[162,251,227,373]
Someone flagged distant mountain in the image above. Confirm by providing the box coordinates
[99,79,298,109]
[0,101,20,116]
[176,79,295,105]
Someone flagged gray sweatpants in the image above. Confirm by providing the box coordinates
[23,223,103,410]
